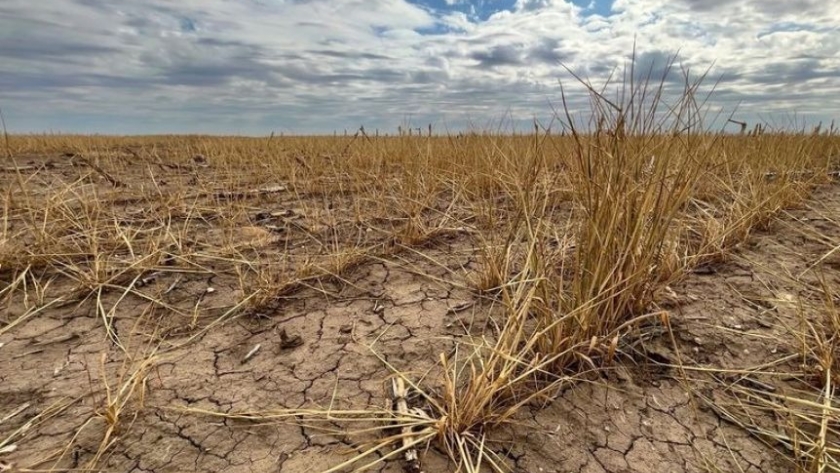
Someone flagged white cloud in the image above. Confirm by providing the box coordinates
[0,0,837,133]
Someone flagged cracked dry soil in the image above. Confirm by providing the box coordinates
[2,160,839,473]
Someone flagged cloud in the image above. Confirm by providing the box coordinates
[677,0,826,17]
[0,0,837,133]
[469,44,525,68]
[527,37,569,65]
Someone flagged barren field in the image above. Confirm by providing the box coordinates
[2,118,839,471]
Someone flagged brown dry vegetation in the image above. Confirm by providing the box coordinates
[1,75,840,473]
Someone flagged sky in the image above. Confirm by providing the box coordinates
[0,0,838,134]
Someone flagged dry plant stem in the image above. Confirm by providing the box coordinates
[71,153,126,188]
[0,398,78,460]
[389,377,423,473]
[176,405,437,473]
[0,107,10,159]
[52,347,161,471]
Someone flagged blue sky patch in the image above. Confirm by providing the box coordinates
[179,17,197,33]
[411,0,614,21]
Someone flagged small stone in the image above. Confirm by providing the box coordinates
[205,287,215,294]
[279,329,304,349]
[339,324,352,334]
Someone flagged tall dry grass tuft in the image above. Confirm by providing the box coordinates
[511,55,717,374]
[422,53,838,470]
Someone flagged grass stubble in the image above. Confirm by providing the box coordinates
[1,55,839,472]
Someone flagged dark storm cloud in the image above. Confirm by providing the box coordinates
[158,62,268,87]
[72,0,112,9]
[0,6,63,28]
[0,14,118,62]
[296,20,330,28]
[674,0,740,12]
[708,85,831,108]
[308,50,392,60]
[0,72,91,90]
[586,60,614,76]
[274,62,407,85]
[408,56,450,84]
[517,0,554,12]
[676,0,824,15]
[0,38,117,61]
[195,37,261,49]
[410,69,449,84]
[137,48,271,87]
[0,72,154,91]
[332,67,408,84]
[750,59,836,85]
[469,44,525,68]
[628,50,685,83]
[527,37,569,65]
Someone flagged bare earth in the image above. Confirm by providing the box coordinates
[1,153,838,472]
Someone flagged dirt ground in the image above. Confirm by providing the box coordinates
[1,153,838,472]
